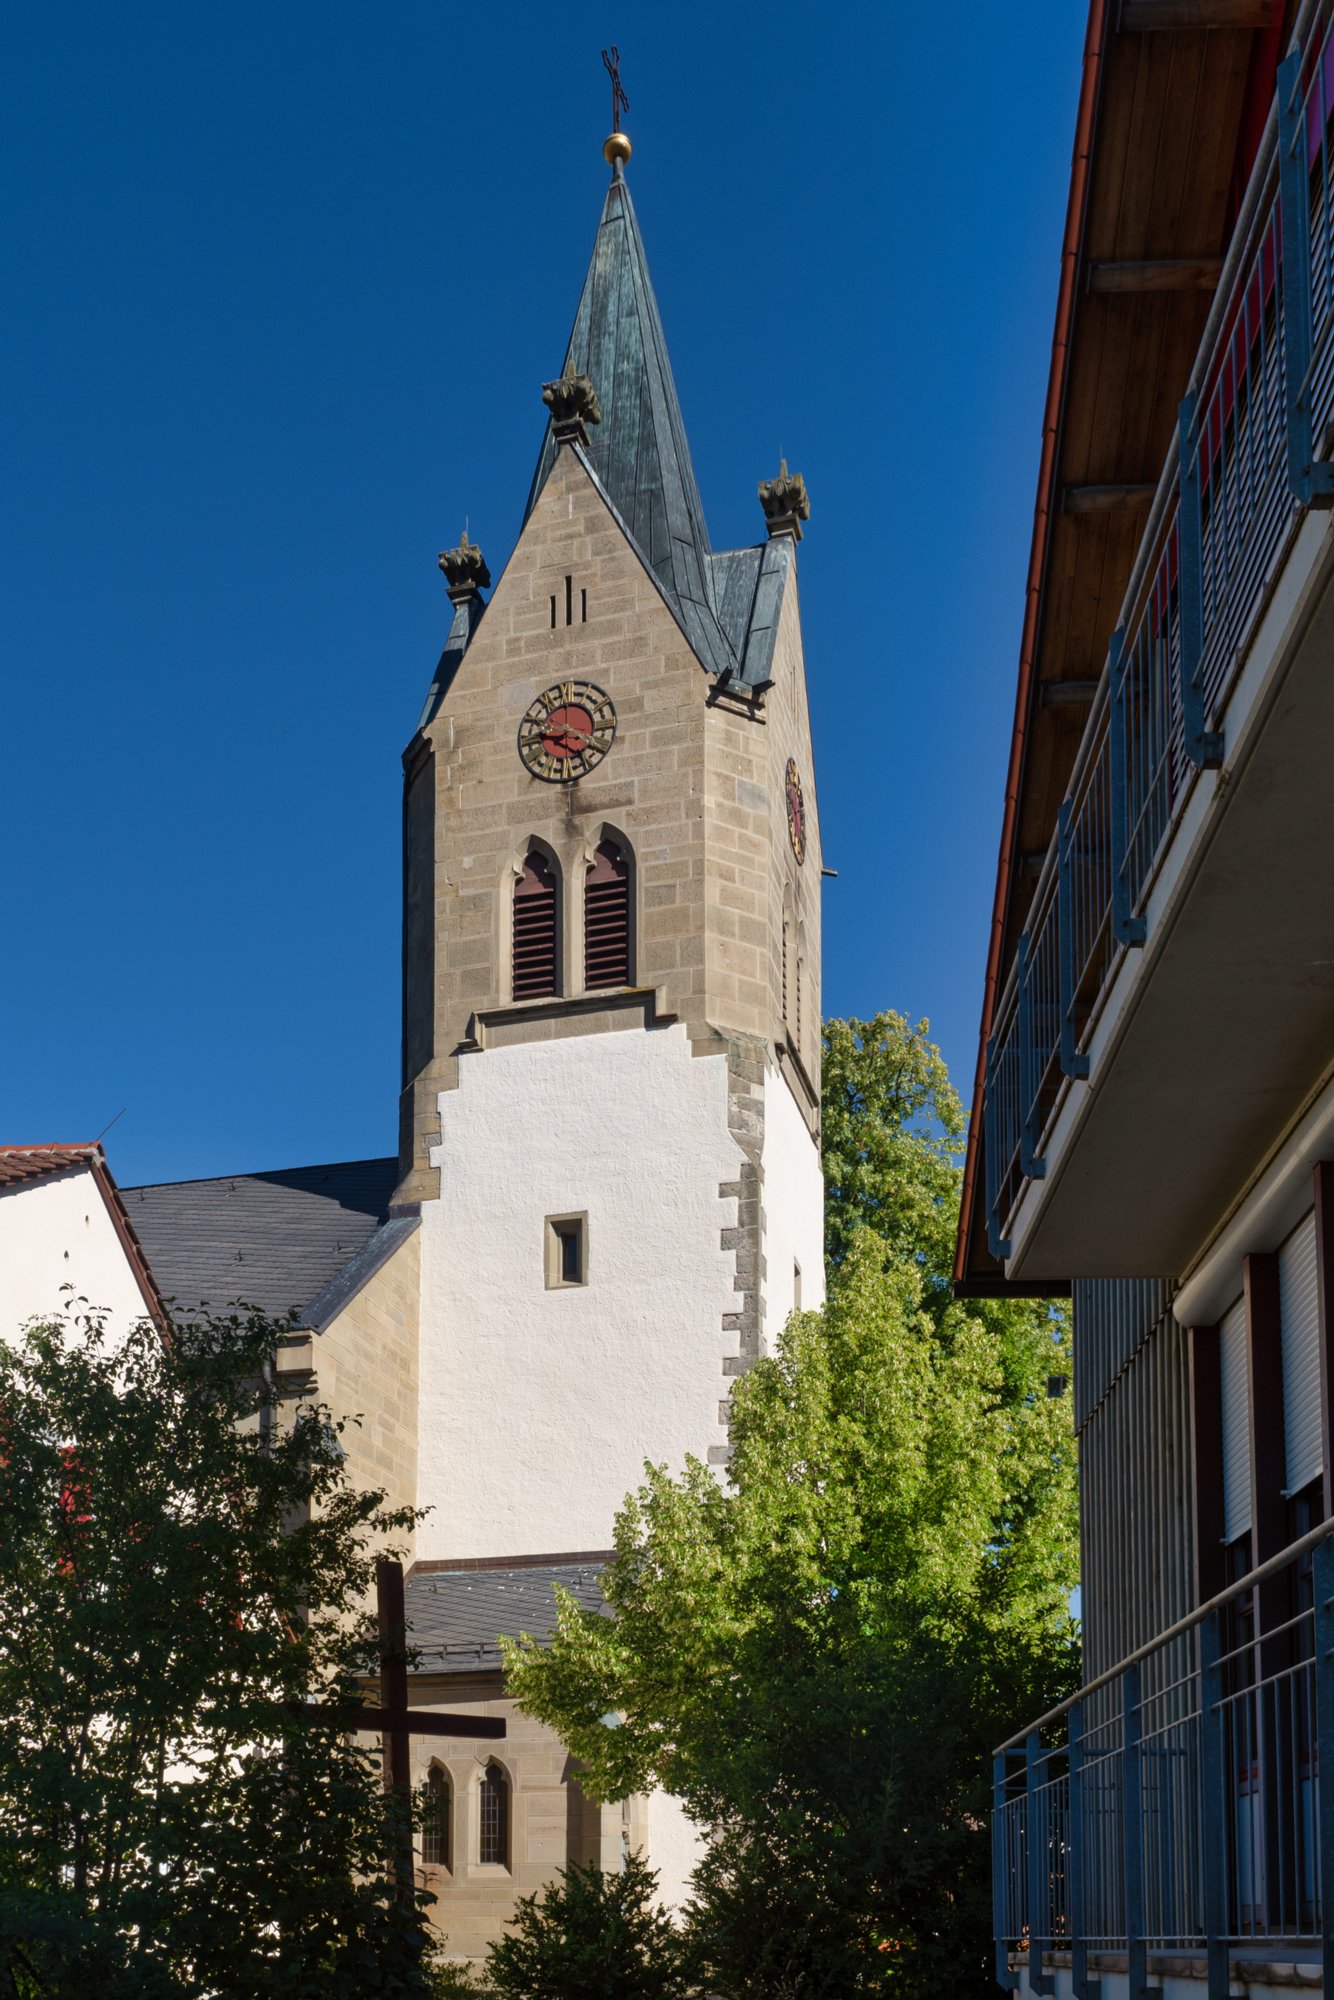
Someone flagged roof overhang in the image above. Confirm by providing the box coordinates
[955,0,1292,1294]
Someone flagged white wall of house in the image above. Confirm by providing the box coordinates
[418,1024,742,1561]
[0,1168,152,1347]
[761,1063,826,1347]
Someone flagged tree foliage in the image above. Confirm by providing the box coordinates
[484,1852,686,2000]
[0,1303,449,2000]
[503,1012,1078,1998]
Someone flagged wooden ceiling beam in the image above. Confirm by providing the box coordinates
[1039,680,1102,707]
[1062,483,1157,514]
[1119,0,1281,29]
[1089,257,1223,293]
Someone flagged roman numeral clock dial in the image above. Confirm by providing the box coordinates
[517,680,617,783]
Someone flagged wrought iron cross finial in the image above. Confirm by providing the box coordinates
[602,45,629,133]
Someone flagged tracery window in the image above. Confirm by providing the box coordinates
[479,1762,510,1867]
[422,1763,451,1870]
[584,839,631,989]
[513,849,560,1000]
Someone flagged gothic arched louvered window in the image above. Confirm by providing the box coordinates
[479,1762,510,1867]
[513,850,559,1000]
[584,839,631,990]
[422,1764,451,1870]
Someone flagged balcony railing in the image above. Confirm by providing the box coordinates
[993,1523,1334,1996]
[985,7,1334,1263]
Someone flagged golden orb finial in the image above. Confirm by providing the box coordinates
[603,130,632,166]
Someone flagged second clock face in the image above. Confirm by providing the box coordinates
[518,681,617,783]
[786,758,807,864]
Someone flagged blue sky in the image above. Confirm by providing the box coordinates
[3,2,1086,1188]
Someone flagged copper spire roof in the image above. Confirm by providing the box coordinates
[524,160,746,684]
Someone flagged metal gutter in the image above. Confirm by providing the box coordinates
[954,0,1109,1287]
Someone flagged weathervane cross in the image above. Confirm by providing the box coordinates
[601,44,629,133]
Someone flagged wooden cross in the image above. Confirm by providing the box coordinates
[306,1558,505,1888]
[601,45,629,133]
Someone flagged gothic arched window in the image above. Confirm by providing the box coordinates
[479,1762,510,1867]
[584,839,631,990]
[513,849,560,1001]
[422,1763,451,1870]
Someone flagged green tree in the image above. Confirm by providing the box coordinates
[0,1301,449,2000]
[504,1013,1078,1998]
[485,1852,686,2000]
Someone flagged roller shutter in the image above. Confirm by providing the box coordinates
[1279,1212,1322,1494]
[1220,1294,1251,1544]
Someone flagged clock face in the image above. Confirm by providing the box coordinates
[517,681,617,784]
[785,758,806,864]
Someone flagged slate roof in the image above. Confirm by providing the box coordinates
[523,162,788,692]
[404,1559,612,1677]
[418,589,486,732]
[123,1157,400,1321]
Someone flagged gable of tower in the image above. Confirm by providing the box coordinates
[398,443,718,1199]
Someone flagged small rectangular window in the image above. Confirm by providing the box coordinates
[545,1213,588,1288]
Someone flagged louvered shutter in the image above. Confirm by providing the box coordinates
[513,852,559,999]
[584,840,630,989]
[1280,1211,1322,1494]
[1220,1294,1252,1543]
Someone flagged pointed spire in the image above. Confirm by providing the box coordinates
[525,161,736,678]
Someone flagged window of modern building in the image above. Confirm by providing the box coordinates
[479,1762,510,1867]
[1279,1211,1321,1495]
[584,839,631,989]
[1220,1294,1252,1546]
[546,1213,587,1288]
[422,1763,451,1870]
[513,849,560,1000]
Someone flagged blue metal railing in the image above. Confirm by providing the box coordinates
[994,1525,1334,1996]
[984,8,1334,1261]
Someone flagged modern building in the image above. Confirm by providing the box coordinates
[1,126,824,1960]
[955,3,1334,1994]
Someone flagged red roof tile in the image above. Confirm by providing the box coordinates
[0,1142,104,1190]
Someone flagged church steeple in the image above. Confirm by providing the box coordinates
[524,155,739,680]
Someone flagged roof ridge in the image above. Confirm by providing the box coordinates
[123,1154,397,1194]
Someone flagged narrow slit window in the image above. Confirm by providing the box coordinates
[793,1261,802,1313]
[580,587,588,622]
[479,1763,510,1867]
[513,850,559,1000]
[546,1214,587,1288]
[565,574,573,626]
[550,594,557,629]
[584,839,631,989]
[422,1764,451,1870]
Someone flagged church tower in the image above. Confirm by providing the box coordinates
[397,133,824,1564]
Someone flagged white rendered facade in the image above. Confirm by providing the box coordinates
[417,1025,744,1561]
[0,1162,156,1348]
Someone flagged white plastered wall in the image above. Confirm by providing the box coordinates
[0,1169,152,1347]
[761,1064,825,1347]
[645,1789,707,1912]
[418,1023,742,1560]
